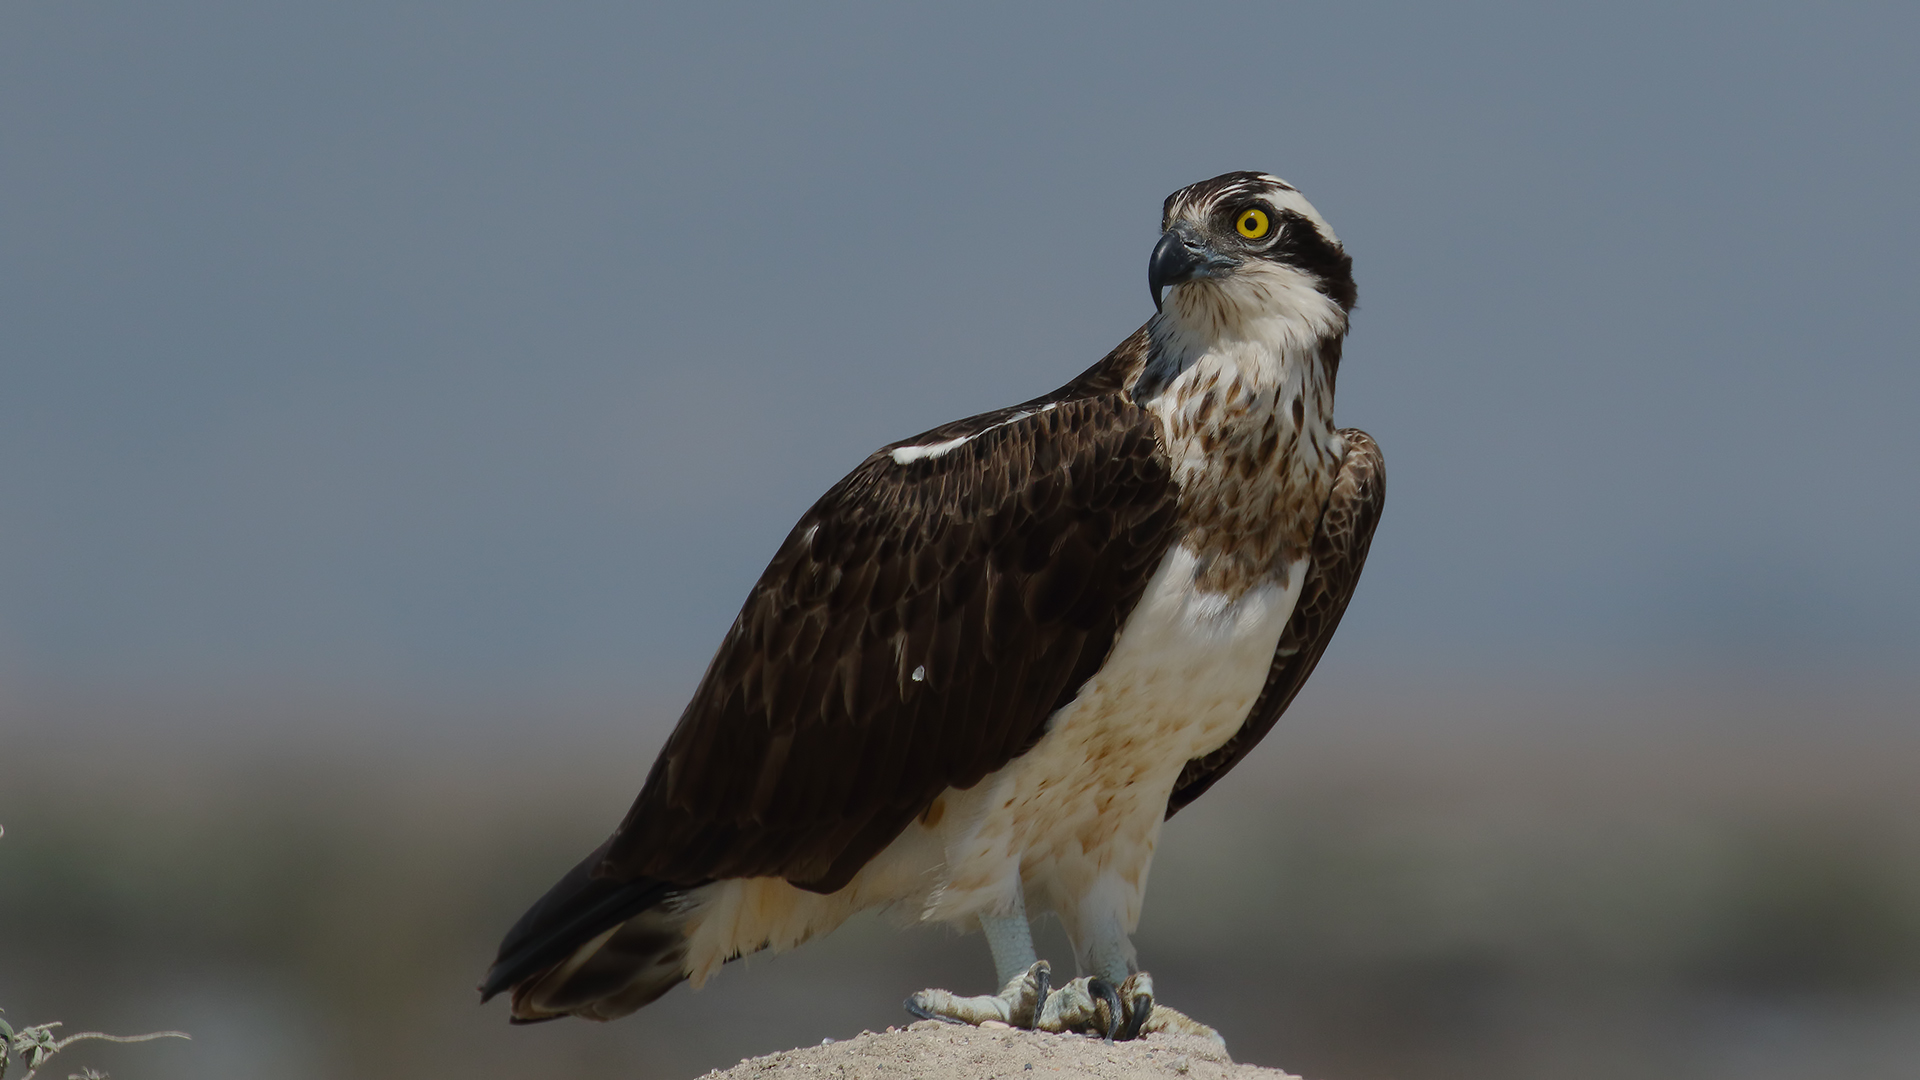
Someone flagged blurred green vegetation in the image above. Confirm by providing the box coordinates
[3,681,1917,1080]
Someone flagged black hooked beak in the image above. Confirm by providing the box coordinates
[1148,225,1231,312]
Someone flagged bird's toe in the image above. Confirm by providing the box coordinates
[1116,972,1154,1041]
[906,960,1052,1029]
[1035,974,1127,1038]
[910,964,1219,1048]
[1114,972,1224,1047]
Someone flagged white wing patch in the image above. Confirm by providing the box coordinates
[889,404,1061,465]
[889,434,972,465]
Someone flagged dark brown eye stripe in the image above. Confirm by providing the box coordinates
[1267,210,1355,311]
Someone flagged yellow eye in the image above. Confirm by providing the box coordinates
[1234,207,1271,239]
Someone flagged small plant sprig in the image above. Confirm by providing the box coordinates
[0,1011,189,1080]
[0,830,190,1080]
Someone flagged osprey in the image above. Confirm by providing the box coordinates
[482,171,1384,1044]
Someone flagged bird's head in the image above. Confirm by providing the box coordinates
[1149,172,1355,344]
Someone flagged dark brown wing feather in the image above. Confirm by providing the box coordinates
[1165,428,1385,816]
[601,330,1182,893]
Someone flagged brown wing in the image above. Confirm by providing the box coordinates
[601,334,1182,893]
[1165,428,1385,817]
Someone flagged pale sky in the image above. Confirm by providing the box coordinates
[4,2,1916,702]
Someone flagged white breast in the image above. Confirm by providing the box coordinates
[922,543,1308,938]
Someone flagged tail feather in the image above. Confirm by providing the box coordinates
[480,842,696,1022]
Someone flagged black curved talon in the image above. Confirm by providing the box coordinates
[1026,966,1051,1030]
[1119,991,1153,1041]
[1087,977,1122,1042]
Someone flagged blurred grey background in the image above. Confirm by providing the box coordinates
[2,3,1916,1079]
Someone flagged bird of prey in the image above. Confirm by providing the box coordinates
[481,171,1384,1044]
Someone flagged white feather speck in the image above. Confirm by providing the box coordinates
[888,405,1059,466]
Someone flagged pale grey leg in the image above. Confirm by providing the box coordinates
[980,889,1039,986]
[1068,913,1222,1046]
[906,890,1219,1044]
[905,891,1050,1028]
[1035,910,1131,1041]
[1075,906,1137,987]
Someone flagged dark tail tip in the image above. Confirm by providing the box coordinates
[481,842,676,1005]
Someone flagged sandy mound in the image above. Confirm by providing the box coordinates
[696,1022,1302,1080]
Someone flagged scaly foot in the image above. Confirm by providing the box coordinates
[1033,970,1122,1039]
[907,964,1221,1047]
[905,960,1052,1029]
[1111,972,1224,1047]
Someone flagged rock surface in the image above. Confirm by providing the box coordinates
[695,1022,1302,1080]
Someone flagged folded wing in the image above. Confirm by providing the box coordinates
[604,346,1184,893]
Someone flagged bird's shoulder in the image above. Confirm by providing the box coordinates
[777,324,1159,547]
[600,327,1181,891]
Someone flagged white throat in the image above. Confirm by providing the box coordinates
[1151,263,1346,380]
[1130,260,1348,599]
[1135,260,1346,414]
